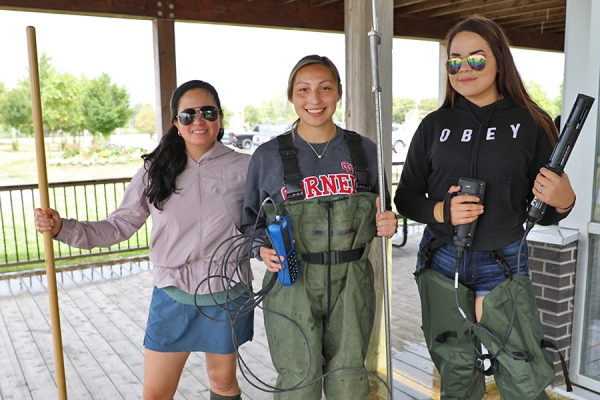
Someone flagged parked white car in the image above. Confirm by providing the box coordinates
[252,123,292,147]
[392,124,415,161]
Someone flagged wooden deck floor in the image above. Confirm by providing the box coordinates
[0,231,562,399]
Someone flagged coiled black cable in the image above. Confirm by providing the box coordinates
[454,231,532,373]
[190,197,391,395]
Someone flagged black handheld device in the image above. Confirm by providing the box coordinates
[266,215,300,286]
[527,93,595,225]
[452,178,486,248]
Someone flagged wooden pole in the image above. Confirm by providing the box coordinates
[368,2,393,398]
[26,26,68,400]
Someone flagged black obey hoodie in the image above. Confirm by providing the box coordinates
[394,95,567,251]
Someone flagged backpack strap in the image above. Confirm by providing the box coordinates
[344,131,371,192]
[277,133,304,201]
[414,235,444,278]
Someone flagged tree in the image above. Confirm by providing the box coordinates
[525,80,561,118]
[221,105,233,129]
[419,98,438,112]
[243,94,301,127]
[134,104,156,138]
[18,52,82,136]
[0,87,32,136]
[392,97,416,124]
[244,105,263,127]
[80,73,133,139]
[0,83,5,127]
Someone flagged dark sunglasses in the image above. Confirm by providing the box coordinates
[446,54,489,75]
[177,106,220,125]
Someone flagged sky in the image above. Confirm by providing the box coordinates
[0,9,565,116]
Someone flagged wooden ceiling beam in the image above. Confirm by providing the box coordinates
[494,8,565,27]
[309,0,339,7]
[409,0,517,18]
[0,0,565,51]
[393,15,563,52]
[393,0,427,7]
[394,0,474,16]
[174,1,344,32]
[0,0,345,32]
[480,2,565,22]
[0,0,160,20]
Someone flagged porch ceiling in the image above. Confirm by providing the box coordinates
[0,0,565,51]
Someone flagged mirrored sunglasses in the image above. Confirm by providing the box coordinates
[177,106,220,125]
[446,54,488,75]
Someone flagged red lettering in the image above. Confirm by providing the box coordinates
[337,174,354,194]
[304,176,322,199]
[320,175,337,196]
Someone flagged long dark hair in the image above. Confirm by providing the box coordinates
[441,16,558,146]
[141,80,223,210]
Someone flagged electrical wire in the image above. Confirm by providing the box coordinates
[453,230,533,372]
[190,196,391,395]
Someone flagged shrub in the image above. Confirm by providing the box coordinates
[59,142,142,165]
[62,143,81,158]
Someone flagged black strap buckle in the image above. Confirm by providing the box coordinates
[476,353,499,376]
[489,250,513,280]
[354,168,371,191]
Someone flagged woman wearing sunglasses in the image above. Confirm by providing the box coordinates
[240,55,397,400]
[394,16,575,399]
[34,80,253,400]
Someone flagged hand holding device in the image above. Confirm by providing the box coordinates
[452,178,486,249]
[527,93,595,225]
[267,215,300,286]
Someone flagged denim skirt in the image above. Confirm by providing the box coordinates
[416,228,529,297]
[143,286,254,354]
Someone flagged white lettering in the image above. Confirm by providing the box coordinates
[440,128,450,142]
[486,127,496,140]
[510,123,521,138]
[461,129,473,142]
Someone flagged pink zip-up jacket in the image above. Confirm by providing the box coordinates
[55,142,253,294]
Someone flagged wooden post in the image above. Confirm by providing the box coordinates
[153,19,177,140]
[27,26,68,400]
[345,0,394,380]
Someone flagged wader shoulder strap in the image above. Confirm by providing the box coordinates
[541,339,573,392]
[277,133,304,201]
[414,236,444,278]
[343,131,371,192]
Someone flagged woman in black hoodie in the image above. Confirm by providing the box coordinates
[394,16,575,399]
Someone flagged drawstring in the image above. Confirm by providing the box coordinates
[464,101,498,178]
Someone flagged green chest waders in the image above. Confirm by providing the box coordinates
[416,267,486,400]
[477,276,555,400]
[417,238,570,400]
[260,130,379,399]
[262,193,378,400]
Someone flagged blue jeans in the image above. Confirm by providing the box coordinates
[417,228,529,296]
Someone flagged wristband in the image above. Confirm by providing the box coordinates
[557,195,576,212]
[436,202,444,222]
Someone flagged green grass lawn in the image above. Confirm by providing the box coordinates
[0,135,156,271]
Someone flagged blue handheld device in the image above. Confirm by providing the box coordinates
[267,215,300,286]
